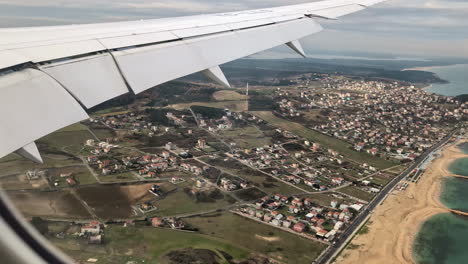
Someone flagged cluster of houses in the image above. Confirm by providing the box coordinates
[151,217,185,230]
[89,110,192,138]
[197,111,234,132]
[237,194,364,241]
[219,177,249,191]
[85,139,119,155]
[86,141,208,179]
[80,221,103,244]
[226,134,379,191]
[197,110,265,133]
[273,76,466,160]
[311,85,465,159]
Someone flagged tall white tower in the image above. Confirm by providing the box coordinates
[246,82,249,111]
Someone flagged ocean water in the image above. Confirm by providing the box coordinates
[413,213,468,264]
[440,177,468,211]
[448,158,468,176]
[413,155,468,264]
[458,142,468,154]
[425,64,468,96]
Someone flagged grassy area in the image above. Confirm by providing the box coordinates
[46,165,97,188]
[98,172,138,183]
[0,154,81,178]
[185,213,327,264]
[38,129,95,156]
[298,193,347,208]
[368,174,393,186]
[169,101,247,112]
[384,164,408,175]
[92,107,130,117]
[54,223,249,264]
[213,90,248,101]
[88,127,115,141]
[0,174,47,190]
[70,168,97,185]
[155,182,231,217]
[339,186,375,202]
[57,123,89,132]
[251,111,395,169]
[218,126,271,149]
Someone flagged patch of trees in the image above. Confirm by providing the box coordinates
[145,108,171,126]
[191,105,225,119]
[89,93,136,113]
[31,217,48,235]
[456,94,468,103]
[249,95,276,111]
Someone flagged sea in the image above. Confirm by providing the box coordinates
[424,64,468,96]
[412,65,468,264]
[413,144,468,264]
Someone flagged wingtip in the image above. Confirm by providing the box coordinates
[15,142,43,164]
[202,66,231,89]
[286,40,307,58]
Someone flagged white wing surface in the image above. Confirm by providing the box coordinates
[0,0,388,161]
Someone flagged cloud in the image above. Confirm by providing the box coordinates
[0,0,466,58]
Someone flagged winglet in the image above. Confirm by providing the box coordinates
[16,142,43,164]
[202,66,231,88]
[286,40,307,58]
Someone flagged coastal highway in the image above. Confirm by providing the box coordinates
[315,130,458,264]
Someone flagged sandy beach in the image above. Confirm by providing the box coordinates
[334,140,468,264]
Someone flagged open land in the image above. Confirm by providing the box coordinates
[0,64,465,264]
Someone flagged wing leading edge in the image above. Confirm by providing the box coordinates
[0,0,388,162]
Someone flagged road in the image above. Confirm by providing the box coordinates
[315,130,458,264]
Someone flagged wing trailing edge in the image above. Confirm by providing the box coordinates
[0,0,389,161]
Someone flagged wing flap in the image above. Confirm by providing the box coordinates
[0,0,389,161]
[114,19,322,94]
[41,54,130,108]
[0,69,89,159]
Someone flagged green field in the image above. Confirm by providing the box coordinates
[218,126,272,149]
[54,222,249,264]
[38,125,95,156]
[92,107,130,116]
[298,193,348,208]
[0,153,81,178]
[98,172,138,183]
[251,111,395,169]
[56,123,89,132]
[212,90,248,101]
[185,213,327,264]
[88,127,116,141]
[168,101,247,112]
[384,164,408,175]
[339,186,375,202]
[154,182,232,217]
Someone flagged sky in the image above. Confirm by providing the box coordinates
[0,0,466,59]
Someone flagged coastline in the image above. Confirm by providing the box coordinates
[334,140,468,264]
[402,64,466,71]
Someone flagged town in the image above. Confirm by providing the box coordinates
[1,71,466,264]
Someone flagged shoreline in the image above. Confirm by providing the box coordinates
[334,140,468,264]
[402,64,468,72]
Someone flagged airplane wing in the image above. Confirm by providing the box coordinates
[0,0,388,162]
